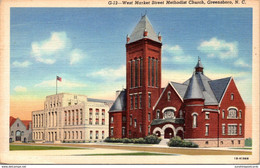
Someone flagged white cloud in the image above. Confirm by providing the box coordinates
[31,32,70,64]
[12,61,31,68]
[14,86,27,92]
[234,58,251,68]
[70,49,84,65]
[34,79,87,88]
[163,44,194,63]
[89,65,126,80]
[198,37,238,59]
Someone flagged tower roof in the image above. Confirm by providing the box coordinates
[184,73,205,100]
[128,15,161,44]
[109,90,126,112]
[195,57,203,68]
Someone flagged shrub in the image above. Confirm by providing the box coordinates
[168,136,198,148]
[133,138,146,144]
[122,138,132,143]
[245,138,252,147]
[144,134,161,144]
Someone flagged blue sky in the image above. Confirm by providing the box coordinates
[10,8,252,104]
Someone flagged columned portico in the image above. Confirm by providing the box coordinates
[152,124,184,139]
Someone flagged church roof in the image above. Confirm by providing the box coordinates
[195,57,203,68]
[209,77,231,102]
[170,82,188,99]
[128,15,161,44]
[184,73,205,100]
[109,90,126,113]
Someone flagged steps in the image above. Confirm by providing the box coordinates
[158,139,170,146]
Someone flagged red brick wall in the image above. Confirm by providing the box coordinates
[109,111,122,138]
[219,78,245,139]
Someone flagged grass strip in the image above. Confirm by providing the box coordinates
[76,152,173,156]
[10,145,85,151]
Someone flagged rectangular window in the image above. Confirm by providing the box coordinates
[205,125,209,136]
[122,127,126,136]
[148,57,150,86]
[102,119,105,125]
[239,124,242,135]
[130,115,132,126]
[222,124,225,135]
[239,110,242,119]
[157,110,160,119]
[134,119,137,128]
[96,131,99,139]
[135,95,138,109]
[222,110,225,119]
[90,131,93,139]
[131,61,134,88]
[140,58,143,86]
[95,109,99,116]
[152,58,154,86]
[122,116,126,122]
[228,125,237,135]
[135,59,138,87]
[102,109,105,118]
[139,125,142,133]
[156,59,158,87]
[95,118,99,125]
[148,93,151,108]
[205,112,209,119]
[102,131,104,139]
[148,113,151,121]
[110,116,114,123]
[110,128,114,136]
[89,118,92,125]
[80,109,83,125]
[139,94,142,109]
[130,95,133,110]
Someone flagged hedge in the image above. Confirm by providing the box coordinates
[167,136,198,148]
[104,134,161,144]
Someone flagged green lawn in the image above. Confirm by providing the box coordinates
[10,145,85,151]
[76,152,173,156]
[230,147,252,150]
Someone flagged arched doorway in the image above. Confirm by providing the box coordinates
[164,128,174,139]
[155,131,161,137]
[16,130,21,141]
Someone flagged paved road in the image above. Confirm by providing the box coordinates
[12,143,252,155]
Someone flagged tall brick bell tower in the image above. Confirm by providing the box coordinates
[126,15,162,138]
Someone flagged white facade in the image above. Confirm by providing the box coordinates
[32,93,113,143]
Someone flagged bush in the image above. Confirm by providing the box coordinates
[133,138,145,144]
[245,138,252,147]
[168,136,198,148]
[144,134,161,144]
[122,138,132,143]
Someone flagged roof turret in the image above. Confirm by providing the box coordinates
[184,73,205,100]
[127,15,161,44]
[195,57,204,73]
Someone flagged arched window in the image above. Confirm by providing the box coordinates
[228,108,237,119]
[192,113,198,128]
[239,110,242,118]
[167,91,171,101]
[179,110,183,118]
[156,110,160,119]
[231,94,234,100]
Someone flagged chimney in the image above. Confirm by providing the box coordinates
[158,32,162,41]
[143,28,148,37]
[127,34,130,43]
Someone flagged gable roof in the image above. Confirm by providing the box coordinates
[10,117,31,130]
[128,15,161,44]
[10,116,16,127]
[109,90,126,113]
[21,120,31,130]
[209,77,231,102]
[170,82,188,99]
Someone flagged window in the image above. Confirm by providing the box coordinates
[122,116,126,122]
[89,118,92,125]
[74,95,77,99]
[135,95,138,109]
[102,109,105,118]
[222,124,225,135]
[192,114,198,128]
[231,94,234,100]
[130,115,132,126]
[228,108,237,119]
[139,94,142,109]
[152,58,154,86]
[102,131,105,139]
[80,131,82,139]
[130,95,133,110]
[148,113,151,121]
[148,57,150,86]
[110,128,114,136]
[238,140,240,144]
[96,131,99,139]
[134,119,137,128]
[135,59,138,87]
[148,126,151,134]
[156,110,160,119]
[102,119,105,125]
[139,125,142,132]
[179,110,183,118]
[122,127,125,136]
[231,140,234,144]
[95,109,99,116]
[72,110,75,125]
[205,112,209,119]
[11,131,13,136]
[148,93,151,108]
[17,123,19,127]
[156,59,158,87]
[95,118,99,125]
[68,131,70,139]
[131,60,134,88]
[21,131,24,136]
[110,116,114,123]
[239,124,242,135]
[205,125,209,136]
[140,58,143,86]
[239,110,242,119]
[90,131,93,139]
[222,110,225,119]
[68,111,71,125]
[80,109,83,125]
[228,125,237,135]
[129,130,131,135]
[64,131,66,139]
[72,131,74,139]
[76,131,78,139]
[167,91,171,101]
[205,141,208,145]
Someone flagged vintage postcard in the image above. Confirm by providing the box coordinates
[0,0,259,166]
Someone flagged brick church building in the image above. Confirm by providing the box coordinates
[108,15,245,147]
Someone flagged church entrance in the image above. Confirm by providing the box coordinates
[164,128,174,139]
[16,130,21,141]
[155,131,161,137]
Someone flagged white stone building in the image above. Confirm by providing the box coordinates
[32,93,113,143]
